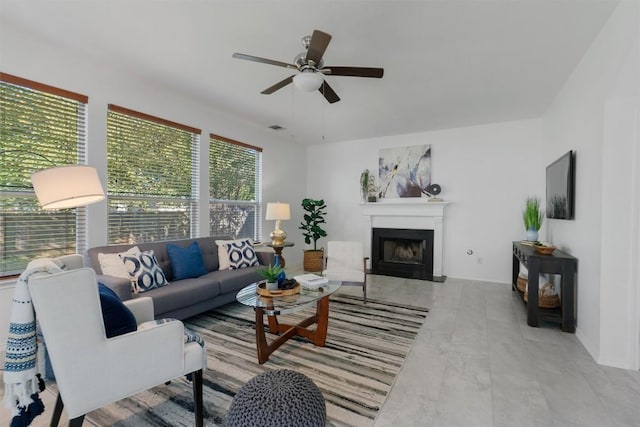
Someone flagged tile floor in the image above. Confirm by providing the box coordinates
[366,275,640,427]
[2,273,640,426]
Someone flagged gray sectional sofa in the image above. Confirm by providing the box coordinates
[87,236,274,320]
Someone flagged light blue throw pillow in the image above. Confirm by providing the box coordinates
[167,241,208,280]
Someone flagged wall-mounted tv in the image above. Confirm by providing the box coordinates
[546,150,575,220]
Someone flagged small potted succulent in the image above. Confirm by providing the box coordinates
[257,264,285,290]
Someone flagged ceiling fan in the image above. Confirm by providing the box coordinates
[232,29,384,104]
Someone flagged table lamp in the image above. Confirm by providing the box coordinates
[31,165,105,209]
[265,202,290,246]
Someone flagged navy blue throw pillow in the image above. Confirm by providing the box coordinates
[167,241,208,280]
[98,283,137,338]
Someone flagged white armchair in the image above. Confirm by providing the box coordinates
[28,255,204,426]
[322,241,368,302]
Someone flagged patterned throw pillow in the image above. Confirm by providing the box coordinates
[98,246,141,278]
[120,250,169,293]
[215,238,254,270]
[224,239,259,270]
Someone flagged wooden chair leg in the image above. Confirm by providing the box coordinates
[68,415,85,427]
[50,393,64,427]
[192,369,204,427]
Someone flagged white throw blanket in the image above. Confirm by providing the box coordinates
[3,258,64,424]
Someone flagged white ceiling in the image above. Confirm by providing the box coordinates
[2,0,619,144]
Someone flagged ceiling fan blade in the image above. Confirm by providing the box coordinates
[261,75,295,94]
[305,30,332,65]
[232,53,297,70]
[323,66,384,78]
[319,80,340,104]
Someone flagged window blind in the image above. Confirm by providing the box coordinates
[107,105,200,244]
[209,133,262,241]
[0,73,88,276]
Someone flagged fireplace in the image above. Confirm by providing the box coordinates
[372,228,434,280]
[362,200,447,282]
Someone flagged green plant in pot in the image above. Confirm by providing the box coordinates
[257,264,285,290]
[299,198,327,272]
[360,169,378,202]
[360,169,370,202]
[523,196,543,242]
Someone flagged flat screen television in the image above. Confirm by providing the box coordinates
[546,150,575,220]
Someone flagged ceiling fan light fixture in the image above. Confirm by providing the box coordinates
[293,71,324,92]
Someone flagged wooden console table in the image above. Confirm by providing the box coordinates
[512,241,577,333]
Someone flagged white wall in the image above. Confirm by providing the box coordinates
[307,118,544,283]
[542,0,640,369]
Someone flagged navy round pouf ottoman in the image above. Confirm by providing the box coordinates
[227,369,326,427]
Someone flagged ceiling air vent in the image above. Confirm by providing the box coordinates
[268,124,285,131]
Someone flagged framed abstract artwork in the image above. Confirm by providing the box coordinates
[378,144,431,198]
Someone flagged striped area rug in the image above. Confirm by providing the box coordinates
[86,294,428,427]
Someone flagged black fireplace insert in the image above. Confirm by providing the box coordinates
[371,228,434,280]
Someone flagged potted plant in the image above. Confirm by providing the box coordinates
[523,196,543,241]
[360,169,378,202]
[257,264,285,290]
[360,169,370,202]
[299,198,327,272]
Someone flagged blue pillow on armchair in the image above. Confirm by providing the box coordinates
[98,283,137,338]
[167,241,208,280]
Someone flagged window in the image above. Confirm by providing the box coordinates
[209,134,262,241]
[0,73,88,276]
[107,105,200,244]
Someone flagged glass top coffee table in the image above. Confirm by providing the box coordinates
[236,281,341,364]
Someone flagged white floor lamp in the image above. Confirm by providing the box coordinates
[31,165,105,209]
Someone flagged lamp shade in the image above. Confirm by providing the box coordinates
[31,165,105,209]
[293,72,324,92]
[265,202,291,220]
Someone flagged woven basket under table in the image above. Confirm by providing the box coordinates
[524,287,560,308]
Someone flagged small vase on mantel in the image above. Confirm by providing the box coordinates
[525,227,538,242]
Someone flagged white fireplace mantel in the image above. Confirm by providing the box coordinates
[362,200,448,280]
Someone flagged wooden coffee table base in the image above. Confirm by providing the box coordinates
[254,296,330,364]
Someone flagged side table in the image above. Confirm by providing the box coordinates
[266,242,294,267]
[512,241,577,332]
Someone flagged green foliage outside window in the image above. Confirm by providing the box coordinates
[209,137,261,240]
[106,109,197,244]
[1,80,84,275]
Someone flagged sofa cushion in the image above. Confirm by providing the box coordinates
[167,241,208,280]
[225,239,259,269]
[139,272,222,315]
[120,250,169,293]
[214,266,263,295]
[98,246,140,278]
[98,283,137,338]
